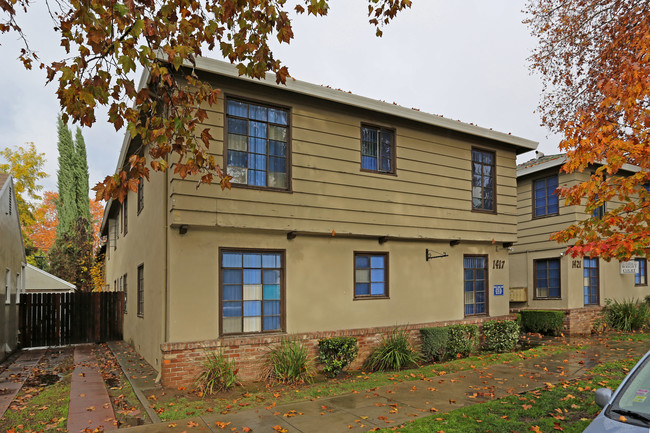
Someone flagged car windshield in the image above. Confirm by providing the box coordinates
[608,355,650,425]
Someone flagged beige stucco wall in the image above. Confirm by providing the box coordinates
[166,227,511,343]
[104,167,167,371]
[0,178,23,359]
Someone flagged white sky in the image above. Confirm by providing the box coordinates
[0,0,560,195]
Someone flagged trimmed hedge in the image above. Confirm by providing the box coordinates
[317,337,358,378]
[482,320,520,353]
[520,310,565,336]
[420,327,449,362]
[447,324,479,358]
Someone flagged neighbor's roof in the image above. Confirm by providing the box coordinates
[517,153,641,177]
[24,264,76,292]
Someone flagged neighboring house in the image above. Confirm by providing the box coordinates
[510,153,646,333]
[23,264,75,294]
[101,58,537,386]
[0,173,24,360]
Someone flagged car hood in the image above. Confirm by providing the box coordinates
[584,413,650,432]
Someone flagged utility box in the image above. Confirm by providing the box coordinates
[509,287,527,303]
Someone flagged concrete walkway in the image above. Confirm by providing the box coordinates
[67,344,117,432]
[0,348,45,418]
[112,338,647,433]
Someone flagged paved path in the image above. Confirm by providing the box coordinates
[0,349,45,418]
[113,339,647,433]
[67,345,118,433]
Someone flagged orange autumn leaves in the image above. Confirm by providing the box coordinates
[27,191,104,254]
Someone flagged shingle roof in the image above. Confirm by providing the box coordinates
[517,153,565,170]
[0,173,9,190]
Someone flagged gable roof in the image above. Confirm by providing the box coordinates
[517,152,642,177]
[0,173,27,262]
[24,264,76,293]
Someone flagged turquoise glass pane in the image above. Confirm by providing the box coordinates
[244,300,261,316]
[263,285,281,300]
[222,252,242,268]
[264,316,281,331]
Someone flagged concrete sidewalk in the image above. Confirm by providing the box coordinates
[0,348,45,419]
[111,338,647,433]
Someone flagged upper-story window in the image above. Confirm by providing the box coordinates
[361,126,395,174]
[122,196,128,235]
[471,149,495,212]
[533,175,559,218]
[225,99,289,190]
[137,178,144,214]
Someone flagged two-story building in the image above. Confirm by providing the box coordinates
[101,58,537,386]
[510,153,647,333]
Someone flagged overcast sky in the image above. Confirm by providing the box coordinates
[0,0,559,195]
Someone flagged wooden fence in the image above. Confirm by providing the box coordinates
[19,292,124,348]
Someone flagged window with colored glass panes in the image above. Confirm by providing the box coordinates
[464,255,487,316]
[533,176,559,217]
[534,258,561,298]
[583,258,599,305]
[354,253,387,298]
[221,251,283,334]
[471,149,495,211]
[225,99,289,189]
[635,258,647,286]
[361,126,394,173]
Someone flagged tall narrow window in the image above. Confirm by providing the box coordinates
[123,273,128,314]
[5,269,10,304]
[220,250,284,335]
[354,253,388,298]
[533,176,559,218]
[583,258,599,305]
[122,196,128,234]
[361,126,395,174]
[464,256,487,316]
[635,258,647,286]
[15,273,20,304]
[137,178,144,214]
[137,264,144,317]
[534,258,561,299]
[471,149,495,212]
[225,99,289,189]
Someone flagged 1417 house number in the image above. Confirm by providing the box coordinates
[492,260,506,269]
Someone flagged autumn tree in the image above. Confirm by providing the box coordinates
[0,143,47,235]
[0,0,411,203]
[526,0,650,260]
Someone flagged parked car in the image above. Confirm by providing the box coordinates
[584,350,650,432]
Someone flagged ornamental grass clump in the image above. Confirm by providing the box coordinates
[194,351,240,395]
[603,298,650,332]
[264,339,314,384]
[317,337,359,378]
[363,330,421,372]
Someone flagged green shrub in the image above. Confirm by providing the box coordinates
[644,295,650,306]
[520,310,565,336]
[420,327,449,362]
[317,337,359,378]
[446,324,479,358]
[363,330,422,372]
[264,339,314,384]
[482,320,520,353]
[603,298,650,331]
[194,351,239,395]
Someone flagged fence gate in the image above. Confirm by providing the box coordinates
[19,292,124,348]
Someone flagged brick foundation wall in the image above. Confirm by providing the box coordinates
[160,314,514,388]
[563,306,603,335]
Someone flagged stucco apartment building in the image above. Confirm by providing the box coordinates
[0,174,24,360]
[101,58,537,386]
[510,154,648,333]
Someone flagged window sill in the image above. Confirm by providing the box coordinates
[220,330,286,339]
[359,169,397,177]
[533,297,562,301]
[230,183,292,194]
[353,296,389,301]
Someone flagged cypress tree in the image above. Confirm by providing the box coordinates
[50,117,94,291]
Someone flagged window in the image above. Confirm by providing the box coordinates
[584,258,599,305]
[533,176,559,218]
[225,99,289,189]
[471,149,495,212]
[534,258,561,299]
[354,253,388,298]
[592,199,605,218]
[113,279,117,291]
[464,255,487,316]
[137,178,144,214]
[361,126,395,174]
[123,273,128,313]
[635,258,647,286]
[137,264,144,317]
[5,269,10,304]
[220,250,283,335]
[122,196,128,234]
[15,273,20,304]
